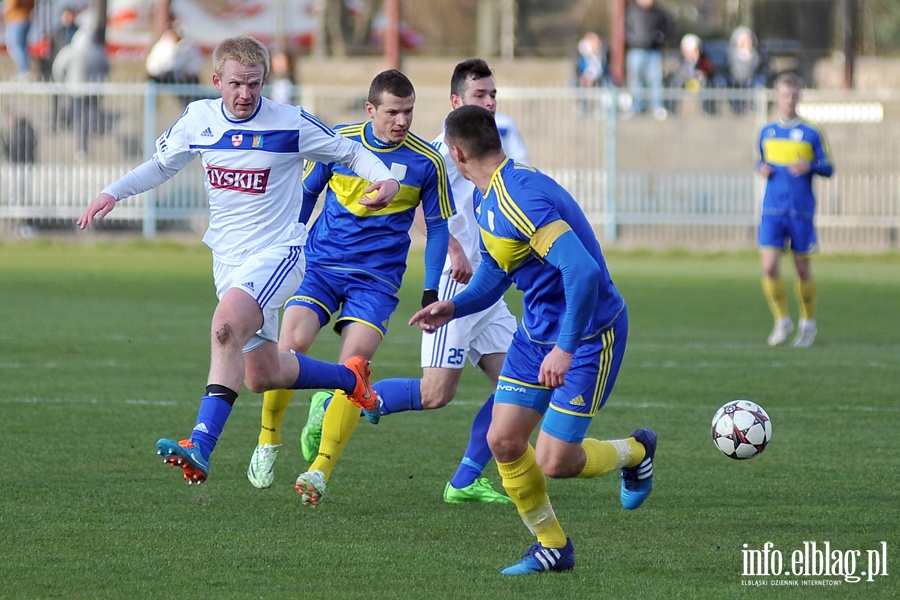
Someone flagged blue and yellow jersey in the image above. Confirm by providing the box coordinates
[759,117,833,218]
[476,158,624,344]
[303,121,454,290]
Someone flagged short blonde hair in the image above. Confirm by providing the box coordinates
[213,36,270,80]
[774,72,803,91]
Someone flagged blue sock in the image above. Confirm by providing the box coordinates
[372,379,423,416]
[450,394,495,489]
[293,354,356,392]
[190,395,233,461]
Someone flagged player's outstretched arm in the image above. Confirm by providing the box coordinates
[77,193,117,229]
[409,300,455,332]
[361,178,400,210]
[76,156,184,230]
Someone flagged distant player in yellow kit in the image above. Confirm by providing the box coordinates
[757,73,833,348]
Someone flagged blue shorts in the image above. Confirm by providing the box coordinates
[759,214,818,254]
[284,267,399,337]
[494,307,628,444]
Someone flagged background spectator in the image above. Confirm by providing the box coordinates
[43,5,79,131]
[624,0,670,120]
[52,23,110,160]
[146,27,203,86]
[39,5,78,81]
[4,0,36,80]
[145,24,204,106]
[727,26,769,114]
[576,32,608,88]
[268,47,297,105]
[575,32,608,117]
[728,26,768,89]
[667,33,718,115]
[1,106,37,163]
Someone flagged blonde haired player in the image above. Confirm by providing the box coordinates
[78,36,399,484]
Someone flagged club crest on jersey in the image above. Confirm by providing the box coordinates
[487,209,495,231]
[790,129,803,141]
[231,134,243,147]
[390,163,408,181]
[207,165,271,194]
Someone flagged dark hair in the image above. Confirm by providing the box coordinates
[450,58,494,97]
[368,69,415,106]
[444,105,502,160]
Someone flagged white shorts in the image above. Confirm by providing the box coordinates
[212,245,306,352]
[421,274,516,370]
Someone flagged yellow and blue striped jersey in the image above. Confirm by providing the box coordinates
[476,158,624,344]
[303,121,454,290]
[758,117,833,218]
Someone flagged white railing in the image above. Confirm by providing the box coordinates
[1,82,898,251]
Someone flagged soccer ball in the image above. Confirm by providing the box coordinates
[711,399,772,459]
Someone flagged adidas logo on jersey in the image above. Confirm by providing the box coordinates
[200,127,214,137]
[568,396,586,407]
[193,422,210,433]
[242,281,255,292]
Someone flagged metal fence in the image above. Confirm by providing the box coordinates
[1,81,898,251]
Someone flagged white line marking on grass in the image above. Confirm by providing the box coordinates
[0,397,176,406]
[634,359,896,369]
[623,401,900,413]
[0,360,124,369]
[0,397,98,404]
[124,399,179,406]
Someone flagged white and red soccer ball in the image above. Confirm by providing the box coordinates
[711,399,772,459]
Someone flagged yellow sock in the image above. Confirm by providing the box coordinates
[258,389,295,446]
[497,445,567,548]
[796,277,818,321]
[762,276,790,321]
[578,437,644,478]
[624,437,647,468]
[309,390,359,482]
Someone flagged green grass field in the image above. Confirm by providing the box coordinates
[1,242,897,599]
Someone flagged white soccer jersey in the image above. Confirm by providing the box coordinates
[107,97,395,265]
[494,112,529,166]
[432,114,529,269]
